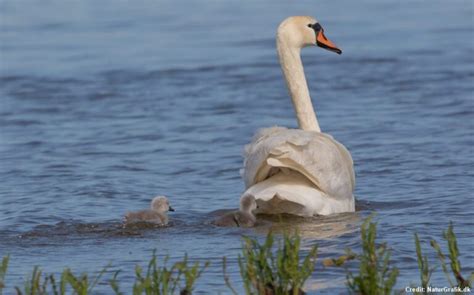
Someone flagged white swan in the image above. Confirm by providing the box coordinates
[240,16,355,217]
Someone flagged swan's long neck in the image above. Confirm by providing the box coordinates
[277,39,320,132]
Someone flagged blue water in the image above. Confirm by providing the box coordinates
[1,0,473,293]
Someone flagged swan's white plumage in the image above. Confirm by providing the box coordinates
[241,127,355,216]
[239,16,355,217]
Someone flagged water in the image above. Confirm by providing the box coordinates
[1,0,473,293]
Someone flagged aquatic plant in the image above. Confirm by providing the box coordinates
[0,255,9,294]
[225,230,318,295]
[14,266,48,295]
[414,233,434,293]
[346,216,399,295]
[48,272,67,295]
[321,249,356,267]
[324,220,471,293]
[174,253,209,295]
[132,251,179,295]
[1,219,473,294]
[132,251,209,295]
[222,256,239,295]
[13,265,107,295]
[13,267,59,295]
[109,270,123,295]
[430,222,473,289]
[62,267,108,295]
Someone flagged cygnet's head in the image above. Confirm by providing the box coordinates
[277,16,341,54]
[151,196,175,213]
[240,194,258,213]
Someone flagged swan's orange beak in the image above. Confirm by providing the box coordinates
[316,30,342,55]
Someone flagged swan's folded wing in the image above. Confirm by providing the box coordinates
[242,127,355,200]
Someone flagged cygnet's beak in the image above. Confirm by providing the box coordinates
[313,23,342,55]
[169,206,175,212]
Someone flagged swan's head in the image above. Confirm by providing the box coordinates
[240,194,258,213]
[151,196,175,212]
[277,16,341,54]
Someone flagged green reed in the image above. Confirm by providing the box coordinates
[430,222,473,289]
[224,231,318,295]
[12,266,107,295]
[323,218,472,294]
[346,215,399,295]
[131,251,209,295]
[0,255,9,294]
[1,218,472,294]
[413,233,434,293]
[174,254,209,295]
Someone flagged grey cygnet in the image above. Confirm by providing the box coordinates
[213,194,257,228]
[124,196,174,226]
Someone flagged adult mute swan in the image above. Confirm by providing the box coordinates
[240,16,355,217]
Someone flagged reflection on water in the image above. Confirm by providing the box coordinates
[1,0,473,293]
[256,213,361,240]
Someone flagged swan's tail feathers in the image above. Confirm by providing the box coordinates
[242,128,355,201]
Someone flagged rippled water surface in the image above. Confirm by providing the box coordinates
[1,0,473,293]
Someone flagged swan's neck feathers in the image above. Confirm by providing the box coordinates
[277,38,320,132]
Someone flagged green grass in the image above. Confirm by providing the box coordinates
[0,255,9,294]
[12,265,107,295]
[3,253,208,295]
[413,233,434,293]
[323,218,472,294]
[1,218,472,294]
[226,231,318,295]
[430,222,473,289]
[345,215,399,295]
[132,253,179,295]
[131,251,209,295]
[174,253,209,295]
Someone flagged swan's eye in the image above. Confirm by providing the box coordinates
[307,24,312,28]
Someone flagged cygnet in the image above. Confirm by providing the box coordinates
[212,194,257,228]
[124,196,174,226]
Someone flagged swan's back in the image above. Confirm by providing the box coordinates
[242,127,355,202]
